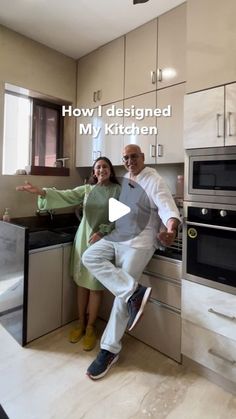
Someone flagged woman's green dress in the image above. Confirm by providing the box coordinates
[38,183,120,290]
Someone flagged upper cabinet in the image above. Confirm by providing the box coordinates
[156,83,185,163]
[157,3,186,89]
[125,19,158,98]
[124,92,157,164]
[76,102,124,167]
[77,37,124,108]
[186,0,236,93]
[184,83,236,149]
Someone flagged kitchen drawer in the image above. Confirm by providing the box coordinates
[182,319,236,384]
[182,280,236,341]
[129,299,181,362]
[140,273,181,309]
[145,256,182,282]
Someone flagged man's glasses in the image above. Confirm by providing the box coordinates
[122,153,142,162]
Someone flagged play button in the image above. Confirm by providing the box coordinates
[85,176,151,242]
[108,198,130,222]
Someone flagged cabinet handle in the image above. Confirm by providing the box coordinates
[150,144,156,158]
[157,144,163,157]
[97,90,102,101]
[227,111,233,137]
[150,70,156,84]
[157,68,162,82]
[93,91,97,103]
[208,348,236,365]
[93,151,97,161]
[216,113,223,137]
[208,307,236,321]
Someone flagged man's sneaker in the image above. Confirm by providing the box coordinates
[86,349,119,380]
[127,285,152,331]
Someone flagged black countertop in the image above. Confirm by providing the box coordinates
[11,214,79,250]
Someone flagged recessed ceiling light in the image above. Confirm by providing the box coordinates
[133,0,150,4]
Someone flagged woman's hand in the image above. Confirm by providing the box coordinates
[88,232,104,245]
[16,181,45,197]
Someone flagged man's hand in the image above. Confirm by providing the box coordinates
[157,230,177,247]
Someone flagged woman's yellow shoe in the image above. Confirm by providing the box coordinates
[69,324,85,343]
[83,325,96,351]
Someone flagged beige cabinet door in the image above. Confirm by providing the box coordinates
[184,86,224,149]
[77,49,101,109]
[157,3,186,89]
[156,83,185,163]
[77,37,124,108]
[225,83,236,146]
[186,0,236,93]
[125,19,158,98]
[27,247,63,342]
[97,37,124,106]
[124,92,157,164]
[76,108,99,167]
[61,245,78,326]
[99,101,124,166]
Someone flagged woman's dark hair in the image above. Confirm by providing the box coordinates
[89,156,120,185]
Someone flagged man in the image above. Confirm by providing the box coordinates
[82,144,181,380]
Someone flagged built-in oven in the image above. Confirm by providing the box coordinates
[185,146,236,204]
[183,201,236,295]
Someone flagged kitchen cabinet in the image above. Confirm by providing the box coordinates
[186,0,236,93]
[61,244,78,326]
[76,108,99,167]
[125,19,158,98]
[130,255,182,362]
[27,246,63,342]
[27,244,77,343]
[123,85,185,165]
[99,254,182,362]
[124,92,157,164]
[156,83,185,163]
[76,101,124,167]
[77,37,124,109]
[157,3,186,89]
[182,280,236,385]
[98,101,124,166]
[184,83,236,149]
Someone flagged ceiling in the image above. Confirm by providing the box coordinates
[0,0,185,59]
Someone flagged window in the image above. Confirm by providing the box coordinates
[3,87,64,175]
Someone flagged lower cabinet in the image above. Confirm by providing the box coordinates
[182,319,236,384]
[181,279,236,385]
[27,244,77,343]
[129,297,181,362]
[99,255,182,362]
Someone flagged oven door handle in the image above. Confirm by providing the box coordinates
[185,220,236,233]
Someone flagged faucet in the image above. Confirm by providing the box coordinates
[36,209,55,221]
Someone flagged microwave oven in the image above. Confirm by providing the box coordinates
[185,146,236,204]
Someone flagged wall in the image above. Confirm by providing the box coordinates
[0,25,81,217]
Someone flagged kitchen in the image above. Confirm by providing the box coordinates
[0,0,236,418]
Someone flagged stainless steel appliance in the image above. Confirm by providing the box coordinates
[183,201,236,295]
[185,146,236,204]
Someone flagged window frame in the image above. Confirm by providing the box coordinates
[3,89,68,176]
[31,98,64,168]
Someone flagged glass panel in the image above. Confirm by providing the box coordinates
[2,94,31,174]
[0,222,27,345]
[33,105,58,167]
[193,160,236,190]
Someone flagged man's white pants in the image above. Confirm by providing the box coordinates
[82,239,155,354]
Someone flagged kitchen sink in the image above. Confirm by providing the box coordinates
[29,226,77,249]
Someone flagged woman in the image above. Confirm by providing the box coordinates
[16,157,120,351]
